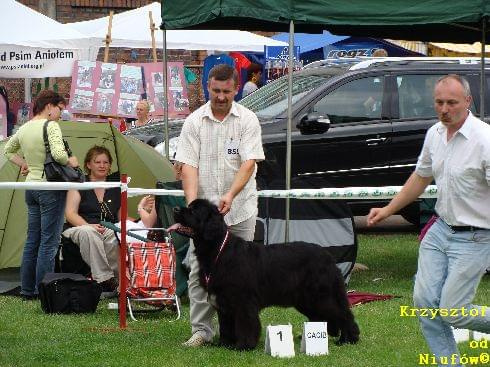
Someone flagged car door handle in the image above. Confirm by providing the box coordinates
[365,137,387,146]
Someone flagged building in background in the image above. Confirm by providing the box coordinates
[3,0,207,112]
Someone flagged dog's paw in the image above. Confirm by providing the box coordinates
[327,323,340,337]
[335,335,359,345]
[218,338,235,348]
[233,340,258,351]
[335,327,360,345]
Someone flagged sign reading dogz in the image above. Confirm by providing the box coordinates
[300,322,329,356]
[265,324,295,358]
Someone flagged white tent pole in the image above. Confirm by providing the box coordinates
[162,27,169,158]
[481,16,486,119]
[284,20,294,243]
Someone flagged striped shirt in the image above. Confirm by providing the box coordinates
[175,101,265,225]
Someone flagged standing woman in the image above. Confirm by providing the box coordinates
[3,90,79,299]
[241,63,263,98]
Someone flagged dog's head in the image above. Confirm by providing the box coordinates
[171,199,226,242]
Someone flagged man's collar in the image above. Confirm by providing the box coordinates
[437,110,474,139]
[457,111,474,139]
[203,101,240,122]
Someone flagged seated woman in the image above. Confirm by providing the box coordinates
[118,195,157,243]
[63,146,120,293]
[137,195,157,228]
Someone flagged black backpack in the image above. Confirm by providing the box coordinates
[39,273,102,314]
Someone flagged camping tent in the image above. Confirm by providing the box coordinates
[67,2,287,52]
[0,0,97,78]
[0,121,176,269]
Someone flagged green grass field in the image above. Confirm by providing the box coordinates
[0,233,488,367]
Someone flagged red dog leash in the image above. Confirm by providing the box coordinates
[205,230,230,287]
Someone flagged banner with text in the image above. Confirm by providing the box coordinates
[0,45,83,78]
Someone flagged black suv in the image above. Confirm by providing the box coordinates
[127,58,489,224]
[244,58,490,224]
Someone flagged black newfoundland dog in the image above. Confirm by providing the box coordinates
[172,199,360,350]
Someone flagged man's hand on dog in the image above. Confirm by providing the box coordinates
[218,192,234,215]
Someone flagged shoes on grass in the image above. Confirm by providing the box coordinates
[100,277,118,292]
[182,333,208,347]
[21,293,38,301]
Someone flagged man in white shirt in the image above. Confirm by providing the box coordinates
[175,64,265,347]
[367,74,490,367]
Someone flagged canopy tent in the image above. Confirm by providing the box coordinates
[0,0,97,78]
[0,121,176,269]
[160,0,490,42]
[68,2,287,52]
[161,0,490,242]
[2,0,91,49]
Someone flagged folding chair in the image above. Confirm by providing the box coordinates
[125,227,181,321]
[100,222,180,321]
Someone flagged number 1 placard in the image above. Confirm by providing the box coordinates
[264,324,295,358]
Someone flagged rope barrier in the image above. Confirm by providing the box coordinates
[0,181,120,190]
[0,179,438,329]
[0,181,439,199]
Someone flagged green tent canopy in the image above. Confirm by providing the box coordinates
[161,0,490,42]
[0,121,176,269]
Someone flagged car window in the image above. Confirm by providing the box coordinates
[240,74,333,119]
[312,76,384,124]
[396,74,477,119]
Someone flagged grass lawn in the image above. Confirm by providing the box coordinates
[0,233,488,367]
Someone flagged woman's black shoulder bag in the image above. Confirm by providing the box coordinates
[43,120,85,183]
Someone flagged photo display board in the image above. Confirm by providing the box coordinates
[134,62,189,117]
[69,61,189,118]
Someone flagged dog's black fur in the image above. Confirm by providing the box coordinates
[173,199,360,351]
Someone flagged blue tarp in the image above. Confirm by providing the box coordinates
[326,37,422,58]
[271,31,422,64]
[271,31,348,53]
